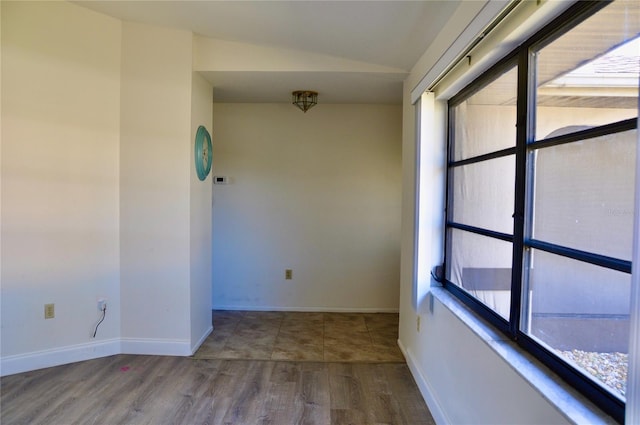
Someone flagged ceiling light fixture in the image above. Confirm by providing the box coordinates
[292,90,318,113]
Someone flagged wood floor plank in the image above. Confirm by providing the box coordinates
[330,407,367,425]
[328,363,367,424]
[263,362,303,424]
[194,360,243,424]
[298,363,331,425]
[144,357,201,424]
[19,381,76,425]
[1,355,434,425]
[264,380,300,424]
[356,363,402,425]
[383,363,436,425]
[73,355,164,424]
[220,360,274,424]
[97,356,174,424]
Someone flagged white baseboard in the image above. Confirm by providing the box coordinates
[0,339,120,377]
[211,305,400,313]
[120,337,192,356]
[190,325,213,355]
[1,334,206,377]
[397,339,449,425]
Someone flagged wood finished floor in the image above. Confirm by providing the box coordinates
[1,312,436,425]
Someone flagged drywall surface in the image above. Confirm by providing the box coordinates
[194,36,405,74]
[211,103,401,311]
[1,1,121,357]
[120,22,192,346]
[405,291,573,425]
[2,1,224,370]
[190,71,213,348]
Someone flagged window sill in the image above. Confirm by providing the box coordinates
[429,285,618,425]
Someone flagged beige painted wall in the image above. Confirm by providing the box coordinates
[120,22,193,346]
[2,2,214,370]
[211,103,402,311]
[190,71,214,348]
[1,1,122,356]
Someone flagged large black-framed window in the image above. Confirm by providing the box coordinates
[444,1,639,422]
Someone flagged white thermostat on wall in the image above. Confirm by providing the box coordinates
[213,176,228,185]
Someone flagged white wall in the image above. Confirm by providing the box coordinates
[1,1,121,359]
[190,71,214,349]
[211,103,402,311]
[1,2,215,373]
[120,22,193,352]
[408,290,572,425]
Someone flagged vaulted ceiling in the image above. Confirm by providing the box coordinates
[75,1,463,104]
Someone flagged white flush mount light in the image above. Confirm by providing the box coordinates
[292,90,318,113]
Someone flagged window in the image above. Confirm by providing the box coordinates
[445,1,639,421]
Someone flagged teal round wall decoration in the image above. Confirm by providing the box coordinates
[194,125,212,181]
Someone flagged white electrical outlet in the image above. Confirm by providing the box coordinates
[97,299,107,312]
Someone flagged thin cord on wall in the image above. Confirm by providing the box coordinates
[93,305,107,338]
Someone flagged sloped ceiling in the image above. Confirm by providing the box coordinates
[75,1,463,104]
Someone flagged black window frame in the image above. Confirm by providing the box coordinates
[443,1,637,422]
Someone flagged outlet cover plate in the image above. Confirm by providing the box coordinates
[44,303,55,319]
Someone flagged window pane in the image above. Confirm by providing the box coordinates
[452,155,515,234]
[535,1,640,138]
[447,229,512,319]
[453,66,517,161]
[532,129,637,261]
[522,249,630,400]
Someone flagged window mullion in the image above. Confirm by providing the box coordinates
[509,48,532,336]
[444,106,455,280]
